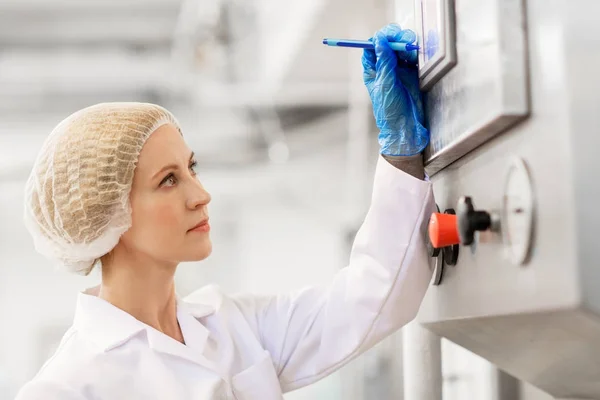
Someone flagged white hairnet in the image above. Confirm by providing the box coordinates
[23,102,181,275]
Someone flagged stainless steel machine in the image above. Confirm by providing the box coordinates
[412,0,600,398]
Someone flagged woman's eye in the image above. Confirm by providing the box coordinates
[160,162,197,187]
[161,173,177,187]
[190,161,198,176]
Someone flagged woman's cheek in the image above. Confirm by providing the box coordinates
[151,201,182,234]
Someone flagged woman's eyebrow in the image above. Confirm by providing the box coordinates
[152,151,195,180]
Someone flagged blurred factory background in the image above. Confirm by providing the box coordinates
[0,0,555,399]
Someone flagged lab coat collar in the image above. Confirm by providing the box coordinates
[73,286,216,360]
[73,286,146,352]
[177,297,216,319]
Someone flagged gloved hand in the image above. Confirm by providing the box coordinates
[362,23,429,156]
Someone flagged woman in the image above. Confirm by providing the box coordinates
[16,24,433,400]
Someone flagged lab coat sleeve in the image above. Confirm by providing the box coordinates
[14,380,85,400]
[232,155,436,392]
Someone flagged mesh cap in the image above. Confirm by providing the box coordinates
[23,102,180,275]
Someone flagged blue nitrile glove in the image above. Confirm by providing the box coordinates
[362,23,429,156]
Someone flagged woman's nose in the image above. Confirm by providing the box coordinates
[187,182,211,210]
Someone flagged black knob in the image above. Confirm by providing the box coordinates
[456,197,491,245]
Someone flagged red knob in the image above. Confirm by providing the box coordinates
[428,213,460,248]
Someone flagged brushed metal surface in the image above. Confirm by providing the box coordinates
[416,0,600,397]
[424,310,600,399]
[422,0,530,176]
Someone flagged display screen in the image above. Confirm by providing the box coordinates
[421,0,442,63]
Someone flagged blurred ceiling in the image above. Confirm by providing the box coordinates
[0,0,187,111]
[0,0,390,170]
[0,0,180,48]
[0,0,391,107]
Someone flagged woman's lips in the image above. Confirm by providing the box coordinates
[188,219,210,233]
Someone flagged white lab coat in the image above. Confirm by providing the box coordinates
[15,156,435,400]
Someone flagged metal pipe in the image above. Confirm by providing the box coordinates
[402,320,443,400]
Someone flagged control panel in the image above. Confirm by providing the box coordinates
[426,158,535,286]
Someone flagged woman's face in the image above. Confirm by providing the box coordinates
[119,124,212,264]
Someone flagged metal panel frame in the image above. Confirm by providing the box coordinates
[422,0,530,176]
[414,0,458,91]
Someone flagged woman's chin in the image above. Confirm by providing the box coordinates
[186,243,213,262]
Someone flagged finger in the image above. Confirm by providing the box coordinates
[378,26,418,63]
[378,23,403,40]
[397,54,419,69]
[397,49,418,64]
[402,50,418,64]
[396,29,418,63]
[397,67,425,119]
[362,49,377,82]
[398,29,416,44]
[374,31,398,82]
[361,36,377,83]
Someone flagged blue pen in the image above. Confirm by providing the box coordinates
[322,38,420,52]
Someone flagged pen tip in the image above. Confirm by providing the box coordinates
[322,39,327,44]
